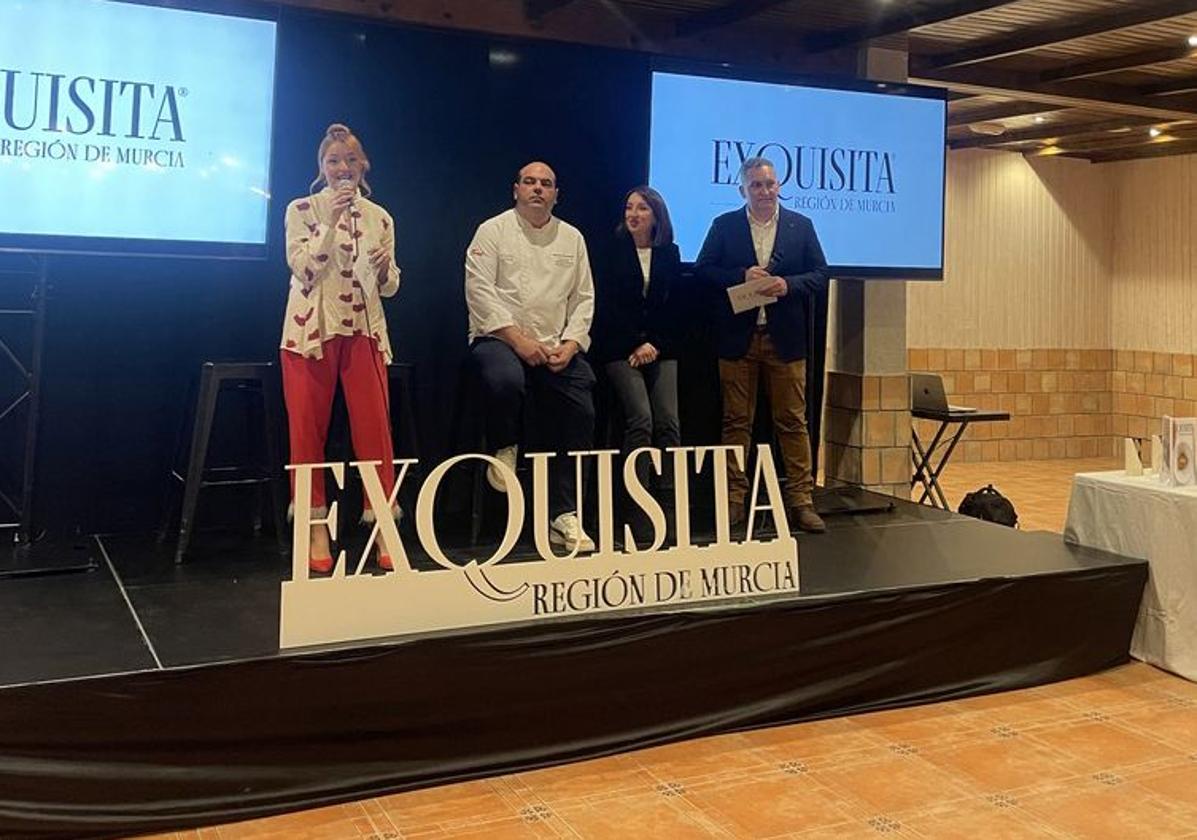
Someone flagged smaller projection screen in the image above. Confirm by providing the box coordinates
[649,70,947,277]
[0,0,278,258]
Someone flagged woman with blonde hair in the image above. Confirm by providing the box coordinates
[279,123,400,573]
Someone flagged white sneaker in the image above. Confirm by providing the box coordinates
[486,445,518,493]
[550,511,595,553]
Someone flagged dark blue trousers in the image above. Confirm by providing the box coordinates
[470,338,596,518]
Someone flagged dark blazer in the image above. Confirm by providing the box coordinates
[591,232,682,364]
[694,206,829,362]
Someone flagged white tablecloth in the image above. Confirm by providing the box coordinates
[1065,470,1197,681]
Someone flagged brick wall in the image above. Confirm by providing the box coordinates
[1111,351,1197,444]
[907,349,1115,463]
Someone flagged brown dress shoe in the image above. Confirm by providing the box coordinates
[791,505,826,534]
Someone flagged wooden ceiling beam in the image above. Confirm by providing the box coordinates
[1080,136,1197,162]
[1138,75,1197,96]
[1040,43,1196,82]
[950,115,1166,149]
[947,100,1063,126]
[918,0,1197,70]
[523,0,579,22]
[1035,126,1197,155]
[674,0,789,38]
[248,0,861,74]
[802,0,1022,53]
[944,73,1197,133]
[910,64,1197,119]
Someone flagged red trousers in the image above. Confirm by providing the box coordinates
[280,335,395,513]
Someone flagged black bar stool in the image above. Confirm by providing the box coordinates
[447,360,489,546]
[450,358,547,547]
[388,362,421,462]
[385,362,422,519]
[449,359,518,547]
[159,362,287,564]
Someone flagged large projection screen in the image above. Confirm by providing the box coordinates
[0,0,278,258]
[649,70,947,278]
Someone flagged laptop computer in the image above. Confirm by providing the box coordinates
[910,372,976,414]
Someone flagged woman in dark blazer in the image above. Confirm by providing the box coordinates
[593,186,682,503]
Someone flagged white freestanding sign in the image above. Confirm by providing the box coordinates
[280,445,801,648]
[1160,416,1197,487]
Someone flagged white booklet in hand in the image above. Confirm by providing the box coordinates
[727,276,777,314]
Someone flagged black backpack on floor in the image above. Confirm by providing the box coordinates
[958,484,1018,528]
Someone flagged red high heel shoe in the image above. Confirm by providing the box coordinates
[309,555,334,574]
[364,508,399,571]
[376,544,393,571]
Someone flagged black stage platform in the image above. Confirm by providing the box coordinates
[0,492,1146,839]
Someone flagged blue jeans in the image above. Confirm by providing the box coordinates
[604,359,680,490]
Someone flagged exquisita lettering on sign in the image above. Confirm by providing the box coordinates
[711,139,896,196]
[280,444,800,648]
[1,69,186,141]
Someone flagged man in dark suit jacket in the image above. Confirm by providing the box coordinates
[695,156,830,533]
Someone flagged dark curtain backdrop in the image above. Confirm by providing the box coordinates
[20,6,828,536]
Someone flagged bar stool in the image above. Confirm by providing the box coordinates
[388,362,421,462]
[159,362,287,564]
[447,360,491,546]
[384,362,422,519]
[449,359,536,547]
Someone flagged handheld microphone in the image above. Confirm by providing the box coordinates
[337,178,359,261]
[337,178,385,405]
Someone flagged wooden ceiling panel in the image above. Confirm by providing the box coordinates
[1022,17,1197,61]
[912,1,1197,69]
[261,0,1197,160]
[911,0,1128,45]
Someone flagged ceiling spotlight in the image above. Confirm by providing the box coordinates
[1188,34,1197,47]
[1150,127,1162,138]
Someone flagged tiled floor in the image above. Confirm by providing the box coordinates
[935,456,1119,534]
[141,456,1197,840]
